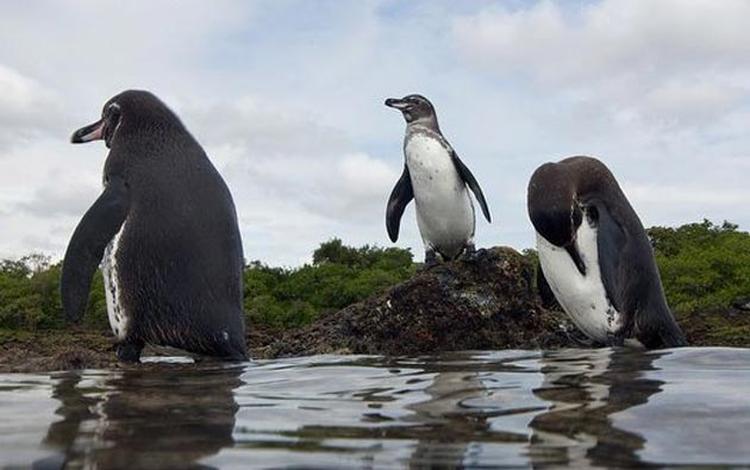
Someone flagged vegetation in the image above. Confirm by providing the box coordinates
[0,239,415,332]
[0,222,748,333]
[243,239,415,327]
[648,220,750,314]
[0,255,63,331]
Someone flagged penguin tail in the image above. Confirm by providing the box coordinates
[635,303,688,349]
[653,321,688,349]
[216,334,248,361]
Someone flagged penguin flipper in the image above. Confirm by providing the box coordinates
[592,202,687,348]
[451,151,491,223]
[536,261,558,308]
[386,164,414,242]
[61,175,130,323]
[591,203,627,313]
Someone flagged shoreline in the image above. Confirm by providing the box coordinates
[1,307,747,374]
[2,247,748,374]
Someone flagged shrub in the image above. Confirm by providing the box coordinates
[649,220,750,313]
[243,239,415,327]
[3,224,746,332]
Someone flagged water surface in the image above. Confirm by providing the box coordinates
[1,347,748,468]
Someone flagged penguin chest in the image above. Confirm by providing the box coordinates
[405,134,474,250]
[102,222,129,340]
[536,220,623,343]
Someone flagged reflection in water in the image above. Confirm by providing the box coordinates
[405,353,542,468]
[529,348,665,468]
[405,349,665,468]
[225,353,545,468]
[0,348,747,468]
[615,348,750,466]
[35,362,243,469]
[407,369,488,467]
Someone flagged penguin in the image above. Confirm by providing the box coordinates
[384,94,491,266]
[62,90,247,362]
[527,156,687,349]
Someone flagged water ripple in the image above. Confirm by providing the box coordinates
[0,347,748,468]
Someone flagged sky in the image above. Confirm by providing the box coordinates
[1,0,749,266]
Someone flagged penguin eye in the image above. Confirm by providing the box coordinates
[106,104,122,126]
[106,103,121,116]
[102,103,123,148]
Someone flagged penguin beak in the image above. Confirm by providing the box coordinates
[71,119,105,144]
[385,98,410,110]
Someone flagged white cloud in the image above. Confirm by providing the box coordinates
[175,98,401,265]
[622,182,750,233]
[0,1,749,265]
[0,65,52,114]
[626,184,750,206]
[451,0,750,128]
[0,64,64,151]
[15,184,95,218]
[452,0,750,82]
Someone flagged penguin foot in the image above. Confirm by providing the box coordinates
[194,348,248,363]
[461,243,481,261]
[421,249,439,271]
[116,340,144,363]
[605,331,626,348]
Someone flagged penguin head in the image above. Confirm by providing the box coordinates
[527,163,582,248]
[385,94,438,127]
[71,101,122,148]
[71,90,183,149]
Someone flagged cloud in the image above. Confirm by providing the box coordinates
[0,1,253,91]
[626,183,750,206]
[0,1,749,265]
[0,65,53,115]
[451,0,750,128]
[182,96,396,219]
[452,0,750,82]
[15,184,96,218]
[188,98,399,264]
[183,96,350,160]
[613,179,750,230]
[0,64,64,151]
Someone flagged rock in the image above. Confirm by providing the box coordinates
[0,329,118,373]
[262,247,585,358]
[731,296,750,311]
[678,308,750,347]
[6,242,748,373]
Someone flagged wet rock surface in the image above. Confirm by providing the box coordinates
[258,247,584,358]
[3,246,749,372]
[679,307,750,348]
[0,329,118,373]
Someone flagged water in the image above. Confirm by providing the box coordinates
[1,347,748,469]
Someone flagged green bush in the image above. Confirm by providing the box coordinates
[0,240,414,332]
[83,273,110,330]
[649,220,750,314]
[244,239,415,328]
[0,255,60,330]
[2,224,746,332]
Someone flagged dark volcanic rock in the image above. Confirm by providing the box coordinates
[0,329,119,373]
[6,244,749,372]
[731,296,750,311]
[260,247,584,358]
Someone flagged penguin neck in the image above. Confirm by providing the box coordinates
[407,115,440,134]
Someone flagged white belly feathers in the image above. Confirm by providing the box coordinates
[102,221,128,340]
[536,219,623,342]
[405,132,474,256]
